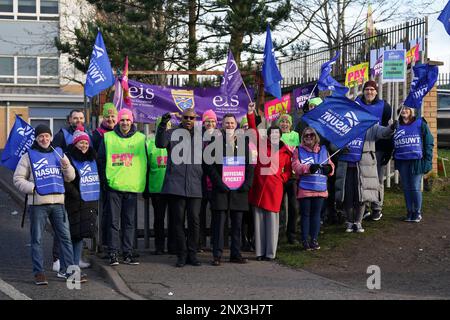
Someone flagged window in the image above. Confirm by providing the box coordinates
[0,56,59,85]
[18,0,35,13]
[30,118,66,134]
[40,0,57,14]
[0,0,13,12]
[0,0,59,20]
[18,57,37,84]
[0,56,14,83]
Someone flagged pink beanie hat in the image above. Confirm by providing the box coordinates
[72,126,90,145]
[117,108,134,123]
[202,109,217,122]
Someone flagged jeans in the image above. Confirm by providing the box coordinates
[29,204,74,275]
[72,240,84,266]
[105,190,137,256]
[299,197,324,241]
[397,160,423,214]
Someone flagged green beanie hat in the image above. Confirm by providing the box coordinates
[277,113,292,125]
[308,97,323,107]
[240,116,248,127]
[103,102,118,117]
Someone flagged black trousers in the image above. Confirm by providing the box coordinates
[199,192,212,248]
[150,194,175,252]
[280,179,299,241]
[212,210,243,259]
[168,196,201,261]
[241,205,254,248]
[105,190,137,256]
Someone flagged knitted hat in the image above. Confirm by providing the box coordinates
[240,116,248,127]
[277,113,292,125]
[35,124,52,137]
[202,109,217,122]
[117,108,134,123]
[72,126,90,145]
[103,102,118,117]
[363,80,378,92]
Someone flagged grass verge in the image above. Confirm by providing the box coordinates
[276,180,450,269]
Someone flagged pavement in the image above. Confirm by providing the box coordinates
[0,165,440,300]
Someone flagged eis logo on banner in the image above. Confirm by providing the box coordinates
[171,90,195,112]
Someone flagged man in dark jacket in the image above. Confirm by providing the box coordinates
[206,114,255,266]
[53,109,89,152]
[356,80,393,221]
[156,108,204,267]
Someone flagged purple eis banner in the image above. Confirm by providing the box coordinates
[127,80,254,124]
[292,84,318,110]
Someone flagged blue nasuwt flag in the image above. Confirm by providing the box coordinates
[0,115,35,170]
[85,31,115,98]
[403,63,439,109]
[262,24,283,100]
[317,52,349,97]
[438,0,450,36]
[301,95,379,149]
[221,50,244,99]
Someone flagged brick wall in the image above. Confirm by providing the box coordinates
[422,86,438,175]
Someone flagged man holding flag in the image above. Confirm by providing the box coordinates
[302,95,397,233]
[13,124,78,285]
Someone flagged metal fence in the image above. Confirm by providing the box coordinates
[438,73,450,89]
[279,17,428,88]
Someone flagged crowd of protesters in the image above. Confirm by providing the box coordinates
[12,80,434,285]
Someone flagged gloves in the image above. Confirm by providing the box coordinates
[390,119,398,130]
[321,164,332,175]
[161,112,171,125]
[309,164,321,174]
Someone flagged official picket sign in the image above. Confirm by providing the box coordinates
[222,156,246,190]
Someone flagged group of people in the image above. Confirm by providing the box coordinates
[13,80,434,286]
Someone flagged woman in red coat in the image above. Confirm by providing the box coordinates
[247,103,293,261]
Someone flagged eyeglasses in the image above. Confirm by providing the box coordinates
[303,133,315,138]
[183,116,196,120]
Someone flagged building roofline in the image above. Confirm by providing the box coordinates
[0,94,84,103]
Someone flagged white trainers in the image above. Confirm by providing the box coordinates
[52,259,60,272]
[79,260,91,269]
[355,223,365,233]
[345,222,354,233]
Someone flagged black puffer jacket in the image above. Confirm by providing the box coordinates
[64,144,98,241]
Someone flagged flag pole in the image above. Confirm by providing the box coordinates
[320,148,341,165]
[242,81,253,103]
[307,83,318,100]
[50,146,64,160]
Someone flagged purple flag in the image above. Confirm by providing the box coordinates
[126,80,253,124]
[221,50,244,99]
